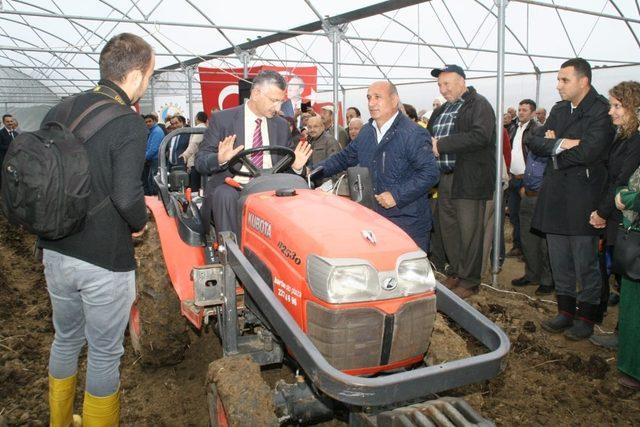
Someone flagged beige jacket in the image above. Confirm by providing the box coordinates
[180,122,207,168]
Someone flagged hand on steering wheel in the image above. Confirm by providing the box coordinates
[226,146,296,178]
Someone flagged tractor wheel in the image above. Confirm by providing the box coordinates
[207,355,279,427]
[129,218,189,367]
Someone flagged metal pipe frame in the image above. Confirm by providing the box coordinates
[492,0,506,286]
[221,232,510,407]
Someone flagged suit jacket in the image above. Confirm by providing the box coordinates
[168,132,190,167]
[195,105,293,194]
[527,87,614,235]
[0,127,18,153]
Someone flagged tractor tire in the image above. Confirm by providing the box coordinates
[207,355,279,427]
[129,218,189,367]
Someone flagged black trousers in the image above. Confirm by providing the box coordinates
[546,234,601,305]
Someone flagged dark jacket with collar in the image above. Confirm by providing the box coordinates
[527,87,615,235]
[427,86,496,200]
[309,130,341,184]
[195,104,293,193]
[598,130,640,242]
[38,79,148,271]
[509,119,540,163]
[0,127,18,154]
[317,112,439,248]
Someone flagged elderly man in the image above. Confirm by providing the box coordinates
[535,107,547,125]
[195,70,311,235]
[428,64,496,298]
[528,58,614,340]
[313,81,439,251]
[348,117,363,141]
[320,105,349,149]
[306,116,340,185]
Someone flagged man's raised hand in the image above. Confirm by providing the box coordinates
[293,140,313,171]
[217,135,243,164]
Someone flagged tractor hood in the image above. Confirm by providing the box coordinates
[241,189,419,272]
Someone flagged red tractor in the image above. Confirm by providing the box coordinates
[130,127,509,426]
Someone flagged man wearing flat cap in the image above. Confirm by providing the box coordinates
[427,64,496,298]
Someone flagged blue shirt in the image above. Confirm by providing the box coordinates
[145,123,164,161]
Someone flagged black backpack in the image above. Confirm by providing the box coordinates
[0,88,132,239]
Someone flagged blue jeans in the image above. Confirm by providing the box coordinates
[43,250,135,396]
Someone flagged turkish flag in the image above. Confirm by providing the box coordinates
[198,66,318,116]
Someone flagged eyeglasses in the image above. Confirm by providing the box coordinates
[260,90,284,106]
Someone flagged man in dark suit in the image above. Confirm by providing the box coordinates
[528,58,614,340]
[167,115,190,168]
[195,70,311,234]
[0,114,18,167]
[506,99,539,258]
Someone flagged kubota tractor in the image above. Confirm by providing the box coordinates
[130,127,510,426]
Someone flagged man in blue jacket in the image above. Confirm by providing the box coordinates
[315,81,439,251]
[143,114,165,195]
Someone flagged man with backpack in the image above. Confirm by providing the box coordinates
[15,33,153,426]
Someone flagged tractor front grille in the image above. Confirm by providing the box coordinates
[306,297,436,371]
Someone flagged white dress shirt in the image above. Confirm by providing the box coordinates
[373,111,399,143]
[510,120,529,175]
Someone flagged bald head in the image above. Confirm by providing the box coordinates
[307,115,325,139]
[348,117,363,140]
[367,80,400,127]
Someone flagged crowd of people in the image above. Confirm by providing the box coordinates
[1,32,639,426]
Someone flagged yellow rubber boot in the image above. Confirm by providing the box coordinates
[49,374,82,427]
[82,389,120,427]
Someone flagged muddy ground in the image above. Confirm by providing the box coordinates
[1,216,639,426]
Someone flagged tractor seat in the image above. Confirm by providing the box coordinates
[240,173,308,196]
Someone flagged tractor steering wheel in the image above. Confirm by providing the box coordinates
[226,146,296,178]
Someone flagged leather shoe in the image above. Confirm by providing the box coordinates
[564,319,594,340]
[589,333,618,349]
[618,373,640,390]
[452,285,479,299]
[511,276,533,287]
[443,276,460,290]
[541,313,573,333]
[535,285,554,295]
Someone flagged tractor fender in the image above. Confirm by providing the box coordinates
[145,196,206,321]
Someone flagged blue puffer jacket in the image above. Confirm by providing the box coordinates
[317,112,439,250]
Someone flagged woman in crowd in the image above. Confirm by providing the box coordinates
[586,82,640,347]
[614,161,640,390]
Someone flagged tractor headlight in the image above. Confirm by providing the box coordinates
[396,251,436,296]
[307,256,380,303]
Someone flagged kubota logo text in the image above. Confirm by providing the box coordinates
[248,212,272,238]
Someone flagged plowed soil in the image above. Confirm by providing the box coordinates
[1,217,639,426]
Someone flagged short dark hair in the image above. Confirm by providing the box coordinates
[175,115,186,125]
[519,99,537,111]
[347,107,361,117]
[561,58,592,84]
[403,103,419,121]
[195,111,208,123]
[2,114,12,122]
[252,70,286,91]
[143,114,157,121]
[99,33,154,83]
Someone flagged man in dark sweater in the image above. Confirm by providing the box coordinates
[39,33,154,426]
